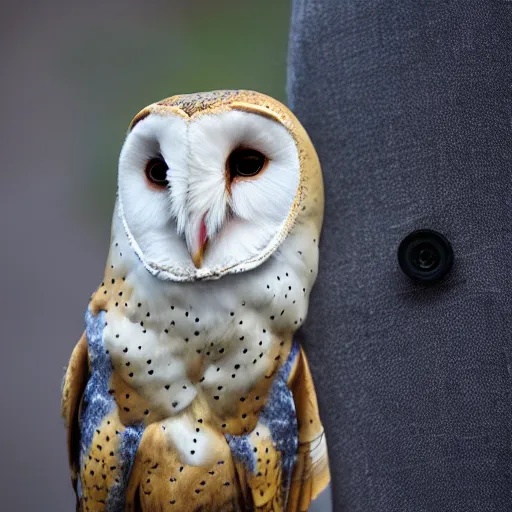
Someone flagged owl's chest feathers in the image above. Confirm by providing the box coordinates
[102,289,291,421]
[96,227,316,421]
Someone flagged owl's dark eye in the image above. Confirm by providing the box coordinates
[145,157,169,187]
[228,148,267,179]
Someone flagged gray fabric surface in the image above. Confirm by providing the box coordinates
[287,1,512,511]
[310,484,333,512]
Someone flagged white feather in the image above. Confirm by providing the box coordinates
[117,110,300,281]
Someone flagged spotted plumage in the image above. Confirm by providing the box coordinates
[62,90,330,511]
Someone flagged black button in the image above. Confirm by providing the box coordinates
[397,229,453,283]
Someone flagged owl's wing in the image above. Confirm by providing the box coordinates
[61,332,89,503]
[287,346,331,512]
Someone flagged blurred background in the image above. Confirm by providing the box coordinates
[0,0,290,509]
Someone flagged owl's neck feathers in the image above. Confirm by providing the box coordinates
[108,202,318,322]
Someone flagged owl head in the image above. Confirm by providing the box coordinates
[117,90,323,282]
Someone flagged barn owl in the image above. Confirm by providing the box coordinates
[62,90,330,512]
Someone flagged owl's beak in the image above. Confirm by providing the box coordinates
[186,213,208,269]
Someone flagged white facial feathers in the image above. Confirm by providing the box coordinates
[118,110,301,281]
